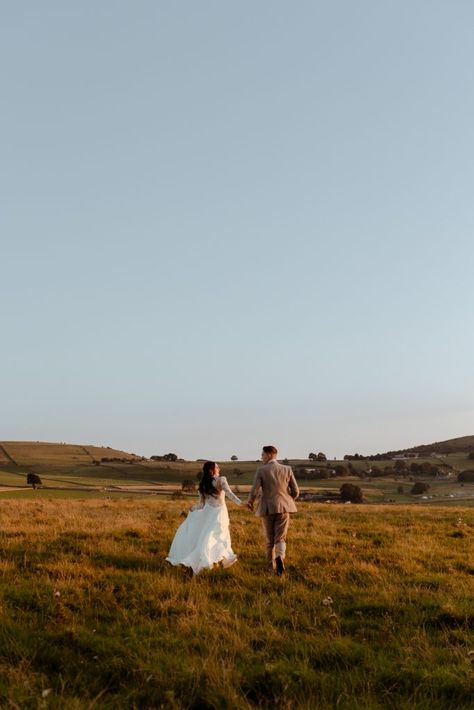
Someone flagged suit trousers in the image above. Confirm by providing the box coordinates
[261,513,290,568]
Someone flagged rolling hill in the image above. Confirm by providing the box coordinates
[378,435,474,457]
[0,441,144,466]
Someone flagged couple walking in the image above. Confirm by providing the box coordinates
[166,445,299,575]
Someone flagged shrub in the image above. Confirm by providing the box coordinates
[313,469,331,480]
[296,467,334,480]
[410,482,430,495]
[458,470,474,482]
[420,462,436,476]
[340,483,363,503]
[181,480,196,492]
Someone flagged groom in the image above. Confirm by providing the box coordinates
[247,445,299,575]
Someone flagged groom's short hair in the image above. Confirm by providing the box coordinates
[262,445,278,455]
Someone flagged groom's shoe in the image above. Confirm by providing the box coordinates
[275,556,285,576]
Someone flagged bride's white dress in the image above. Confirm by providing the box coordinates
[166,476,242,574]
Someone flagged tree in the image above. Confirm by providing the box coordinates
[231,455,238,461]
[308,453,317,461]
[340,483,363,503]
[410,481,430,495]
[317,452,327,461]
[314,469,331,480]
[458,470,474,482]
[27,472,42,489]
[420,462,435,476]
[394,459,407,472]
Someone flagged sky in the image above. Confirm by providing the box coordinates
[1,1,473,460]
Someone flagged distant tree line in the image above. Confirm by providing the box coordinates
[295,464,348,480]
[308,452,327,462]
[100,457,140,464]
[343,452,421,461]
[150,453,180,462]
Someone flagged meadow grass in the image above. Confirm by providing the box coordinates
[0,500,473,709]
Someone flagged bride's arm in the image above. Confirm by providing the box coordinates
[189,493,205,511]
[216,476,242,506]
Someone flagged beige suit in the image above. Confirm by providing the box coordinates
[248,460,299,569]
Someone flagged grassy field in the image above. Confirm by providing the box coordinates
[0,442,143,466]
[1,460,473,507]
[2,441,473,506]
[0,499,472,709]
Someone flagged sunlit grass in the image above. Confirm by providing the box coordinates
[0,500,472,708]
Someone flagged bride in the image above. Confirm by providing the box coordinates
[166,461,243,574]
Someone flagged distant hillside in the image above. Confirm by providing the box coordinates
[379,435,474,457]
[0,441,145,466]
[408,435,474,454]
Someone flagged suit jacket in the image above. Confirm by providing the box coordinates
[248,460,299,516]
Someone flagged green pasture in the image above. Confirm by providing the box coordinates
[1,453,474,509]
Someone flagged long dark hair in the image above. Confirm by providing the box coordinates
[199,461,218,497]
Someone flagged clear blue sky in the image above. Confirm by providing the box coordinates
[1,2,473,460]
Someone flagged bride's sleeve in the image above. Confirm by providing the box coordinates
[218,476,242,506]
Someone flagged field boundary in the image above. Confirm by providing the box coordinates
[0,444,17,466]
